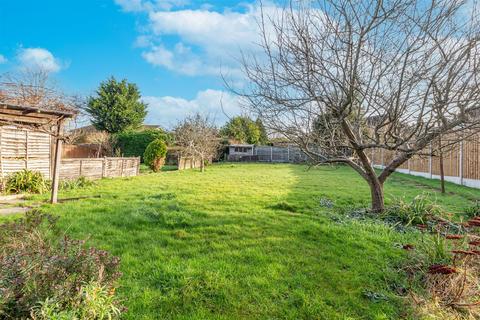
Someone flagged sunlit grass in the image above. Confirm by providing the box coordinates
[8,163,478,319]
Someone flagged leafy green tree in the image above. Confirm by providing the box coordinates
[255,118,269,144]
[86,77,147,133]
[221,116,268,145]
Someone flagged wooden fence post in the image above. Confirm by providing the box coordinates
[429,143,433,179]
[50,120,64,204]
[79,160,83,176]
[102,157,107,178]
[121,159,125,177]
[270,146,273,162]
[459,140,464,186]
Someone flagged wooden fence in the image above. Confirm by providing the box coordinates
[371,133,480,189]
[177,157,202,170]
[62,144,101,158]
[0,125,51,179]
[0,125,140,181]
[60,157,140,180]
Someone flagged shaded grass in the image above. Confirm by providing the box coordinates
[5,163,479,319]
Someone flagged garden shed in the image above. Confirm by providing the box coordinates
[0,100,77,203]
[227,144,255,161]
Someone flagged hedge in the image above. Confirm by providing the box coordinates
[115,129,172,161]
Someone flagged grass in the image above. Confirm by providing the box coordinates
[5,163,480,319]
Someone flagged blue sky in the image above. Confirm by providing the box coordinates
[0,0,267,128]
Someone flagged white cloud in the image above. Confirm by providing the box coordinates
[143,89,242,128]
[17,48,63,73]
[115,0,189,12]
[142,42,242,77]
[134,35,153,48]
[125,3,281,78]
[142,45,174,69]
[148,9,260,52]
[115,0,145,12]
[0,54,7,64]
[143,6,262,77]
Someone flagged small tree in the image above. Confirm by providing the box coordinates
[144,139,167,172]
[174,114,219,172]
[236,0,480,212]
[86,77,147,134]
[87,131,115,157]
[220,116,263,144]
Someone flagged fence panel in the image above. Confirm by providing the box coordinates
[0,126,51,178]
[63,144,101,158]
[177,157,202,170]
[371,134,480,189]
[252,146,309,163]
[60,157,140,180]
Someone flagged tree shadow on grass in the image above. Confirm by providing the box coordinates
[47,163,431,319]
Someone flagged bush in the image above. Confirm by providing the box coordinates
[5,169,48,194]
[144,139,167,172]
[0,212,122,319]
[115,129,171,161]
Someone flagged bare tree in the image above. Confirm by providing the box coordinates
[235,0,480,212]
[0,70,66,109]
[88,131,116,157]
[174,114,220,172]
[0,69,79,134]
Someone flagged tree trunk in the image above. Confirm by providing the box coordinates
[439,152,445,194]
[369,180,385,213]
[200,156,205,172]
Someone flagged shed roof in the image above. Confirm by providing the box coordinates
[229,144,254,147]
[0,102,77,128]
[0,102,77,117]
[0,89,77,118]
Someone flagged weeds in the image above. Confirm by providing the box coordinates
[464,201,480,220]
[382,195,444,227]
[318,197,335,208]
[404,215,480,319]
[60,176,95,190]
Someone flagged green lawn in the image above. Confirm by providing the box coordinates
[17,164,480,319]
